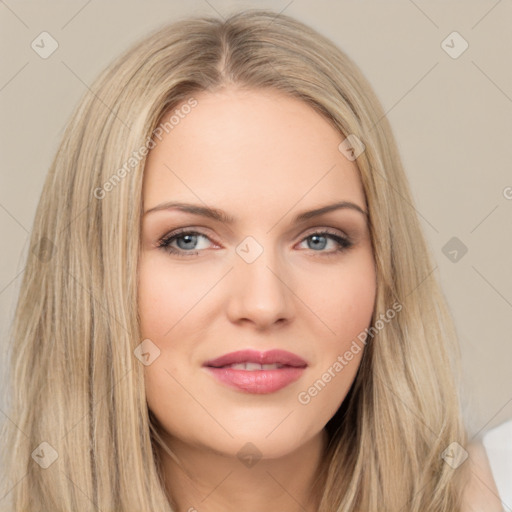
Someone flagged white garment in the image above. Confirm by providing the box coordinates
[483,419,512,512]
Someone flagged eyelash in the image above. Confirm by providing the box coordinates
[157,228,353,258]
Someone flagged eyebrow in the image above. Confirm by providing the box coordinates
[144,200,368,224]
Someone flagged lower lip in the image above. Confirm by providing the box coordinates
[204,366,306,394]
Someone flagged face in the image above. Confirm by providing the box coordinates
[138,87,376,460]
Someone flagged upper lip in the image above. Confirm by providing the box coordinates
[204,349,308,368]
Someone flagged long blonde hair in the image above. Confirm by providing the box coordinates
[1,9,469,511]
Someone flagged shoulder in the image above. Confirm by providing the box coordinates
[460,440,504,512]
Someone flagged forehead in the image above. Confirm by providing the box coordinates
[143,87,366,215]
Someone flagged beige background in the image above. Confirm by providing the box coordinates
[1,0,511,439]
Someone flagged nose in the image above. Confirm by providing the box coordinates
[225,246,294,330]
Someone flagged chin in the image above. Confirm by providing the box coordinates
[203,422,320,461]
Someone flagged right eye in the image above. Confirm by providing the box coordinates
[157,229,216,257]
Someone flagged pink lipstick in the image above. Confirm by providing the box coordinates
[203,349,307,394]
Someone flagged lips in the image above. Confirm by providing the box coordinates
[203,349,308,369]
[203,349,308,394]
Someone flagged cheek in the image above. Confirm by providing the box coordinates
[301,251,376,347]
[296,252,375,414]
[138,256,168,337]
[137,255,212,429]
[137,257,200,443]
[137,254,208,339]
[333,268,376,342]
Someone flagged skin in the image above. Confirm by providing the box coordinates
[137,86,502,511]
[138,87,376,511]
[463,441,504,512]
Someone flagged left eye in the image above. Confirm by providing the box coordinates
[297,231,352,253]
[157,229,352,257]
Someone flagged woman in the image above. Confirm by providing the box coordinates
[0,8,503,512]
